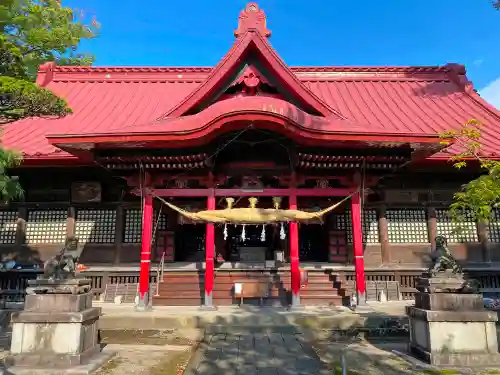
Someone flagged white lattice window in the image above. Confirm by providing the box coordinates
[124,209,141,243]
[26,209,67,244]
[75,209,116,244]
[123,208,167,243]
[386,209,428,243]
[488,209,500,242]
[332,209,379,243]
[0,210,17,244]
[436,208,478,243]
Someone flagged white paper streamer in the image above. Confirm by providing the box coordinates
[241,224,246,242]
[280,223,286,240]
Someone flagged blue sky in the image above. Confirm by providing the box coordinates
[67,0,500,105]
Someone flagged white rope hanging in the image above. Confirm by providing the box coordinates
[223,223,228,240]
[260,225,266,242]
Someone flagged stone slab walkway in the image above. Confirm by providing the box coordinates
[189,333,330,375]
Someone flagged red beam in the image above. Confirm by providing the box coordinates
[151,188,212,197]
[151,188,354,197]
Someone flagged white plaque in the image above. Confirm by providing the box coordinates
[234,283,242,295]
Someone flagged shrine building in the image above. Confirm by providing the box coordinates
[3,3,500,308]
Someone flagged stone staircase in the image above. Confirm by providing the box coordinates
[152,272,204,306]
[153,269,348,307]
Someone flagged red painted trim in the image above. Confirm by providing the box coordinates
[223,161,278,169]
[47,111,441,149]
[152,189,210,197]
[139,194,154,298]
[150,188,355,197]
[21,158,93,167]
[205,193,216,296]
[350,192,366,296]
[289,194,300,296]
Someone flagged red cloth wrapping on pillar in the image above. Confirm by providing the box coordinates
[138,194,154,300]
[351,191,366,302]
[205,192,216,298]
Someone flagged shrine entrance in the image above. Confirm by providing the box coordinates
[136,186,366,310]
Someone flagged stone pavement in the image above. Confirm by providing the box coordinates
[190,332,330,375]
[94,301,415,332]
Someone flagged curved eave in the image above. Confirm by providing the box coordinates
[47,131,443,147]
[46,130,445,164]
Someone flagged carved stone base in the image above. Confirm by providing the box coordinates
[7,280,107,371]
[415,292,484,311]
[4,351,115,375]
[24,292,93,313]
[415,272,470,294]
[26,278,92,295]
[8,306,101,368]
[407,306,500,366]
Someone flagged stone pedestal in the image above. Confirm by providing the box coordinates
[407,272,500,367]
[5,278,113,374]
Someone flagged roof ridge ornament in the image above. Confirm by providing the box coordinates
[234,3,271,38]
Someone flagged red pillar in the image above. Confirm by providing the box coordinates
[202,190,216,309]
[351,191,366,304]
[289,194,301,308]
[137,194,153,311]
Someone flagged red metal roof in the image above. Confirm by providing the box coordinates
[4,3,500,160]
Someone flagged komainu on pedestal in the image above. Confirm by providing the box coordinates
[407,236,500,367]
[5,237,114,373]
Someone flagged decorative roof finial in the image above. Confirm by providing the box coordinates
[234,3,271,38]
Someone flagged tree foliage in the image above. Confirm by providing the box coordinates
[0,0,99,202]
[0,0,99,124]
[440,120,500,224]
[1,0,99,77]
[0,35,69,122]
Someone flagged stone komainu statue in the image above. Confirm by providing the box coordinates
[428,235,463,275]
[42,236,82,280]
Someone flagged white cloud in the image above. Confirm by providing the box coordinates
[480,78,500,109]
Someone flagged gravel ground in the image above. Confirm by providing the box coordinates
[95,344,193,375]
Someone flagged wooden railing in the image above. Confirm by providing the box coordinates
[1,268,499,303]
[0,270,38,302]
[343,270,422,300]
[0,270,158,301]
[81,271,158,299]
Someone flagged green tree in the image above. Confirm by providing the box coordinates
[0,0,99,202]
[440,120,500,226]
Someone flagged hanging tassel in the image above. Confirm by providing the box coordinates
[280,223,286,240]
[223,224,228,240]
[261,225,266,242]
[241,224,246,242]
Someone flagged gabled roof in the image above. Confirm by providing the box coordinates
[3,3,500,161]
[162,4,338,118]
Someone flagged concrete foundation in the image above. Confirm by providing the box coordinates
[5,278,113,373]
[407,272,500,367]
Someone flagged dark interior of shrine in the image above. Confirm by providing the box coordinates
[171,195,337,263]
